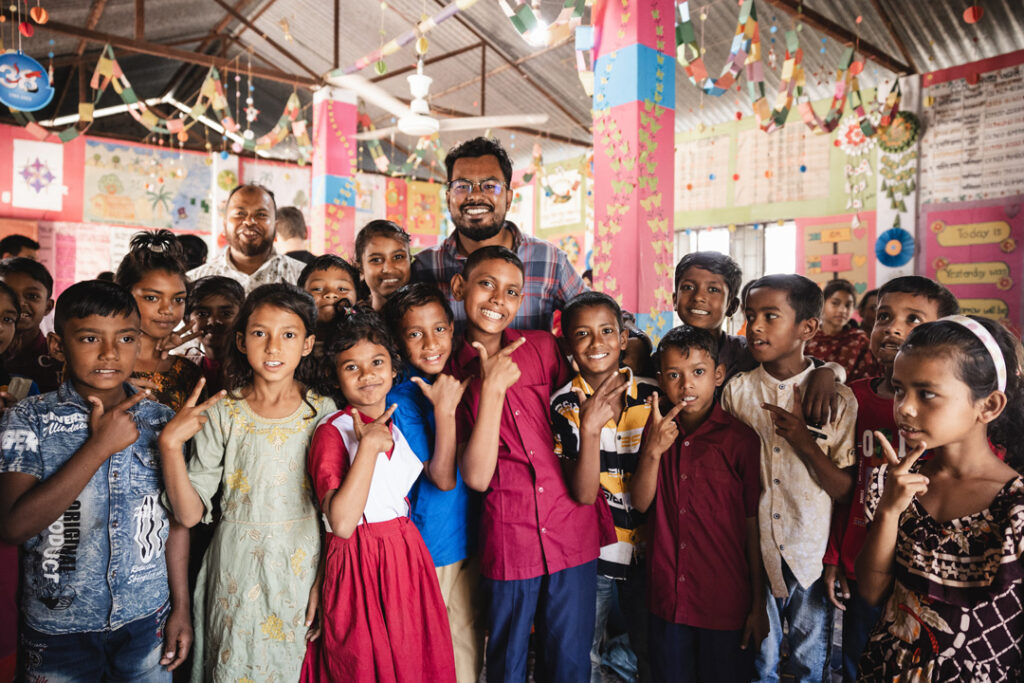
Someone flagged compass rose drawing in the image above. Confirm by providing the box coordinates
[19,157,55,193]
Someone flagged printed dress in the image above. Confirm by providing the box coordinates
[805,323,880,383]
[132,355,203,412]
[859,463,1024,681]
[186,393,336,683]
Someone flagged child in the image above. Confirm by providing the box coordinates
[856,316,1024,679]
[450,246,599,682]
[722,273,858,682]
[631,325,766,681]
[0,279,191,680]
[550,291,657,683]
[158,284,336,682]
[0,257,60,392]
[300,309,456,681]
[822,276,958,682]
[673,252,842,424]
[857,288,878,334]
[186,276,244,395]
[115,230,203,411]
[805,279,879,382]
[382,283,481,683]
[298,254,360,358]
[355,220,412,311]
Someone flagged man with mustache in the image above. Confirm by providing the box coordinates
[412,137,587,334]
[188,184,305,292]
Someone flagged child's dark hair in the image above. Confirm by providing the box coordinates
[744,274,823,322]
[0,281,21,318]
[382,283,454,343]
[462,245,524,279]
[878,276,960,318]
[673,251,743,300]
[222,283,332,406]
[0,257,54,298]
[54,280,139,336]
[902,316,1024,468]
[445,137,513,185]
[327,307,402,378]
[297,254,360,289]
[115,230,188,290]
[0,234,39,257]
[354,220,411,265]
[656,324,720,365]
[187,276,245,316]
[177,234,208,271]
[858,288,878,314]
[562,291,623,332]
[823,279,857,301]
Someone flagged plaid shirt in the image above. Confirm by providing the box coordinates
[411,222,587,334]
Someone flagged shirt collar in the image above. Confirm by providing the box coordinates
[754,359,815,389]
[56,379,145,413]
[571,366,639,401]
[455,327,523,367]
[215,247,283,275]
[680,403,731,437]
[444,221,523,260]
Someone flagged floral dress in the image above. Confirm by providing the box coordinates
[859,462,1024,681]
[806,322,880,383]
[186,392,336,683]
[132,355,203,412]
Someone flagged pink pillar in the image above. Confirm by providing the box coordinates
[591,0,675,339]
[311,87,358,258]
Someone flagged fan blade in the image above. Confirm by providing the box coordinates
[436,114,549,132]
[324,71,411,119]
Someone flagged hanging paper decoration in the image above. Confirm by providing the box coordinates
[798,47,854,133]
[875,226,915,267]
[836,113,878,157]
[850,78,901,138]
[877,111,920,153]
[675,0,762,97]
[356,112,444,177]
[963,5,983,24]
[338,0,481,75]
[574,24,594,96]
[752,29,802,132]
[0,52,54,111]
[499,0,586,47]
[879,148,916,212]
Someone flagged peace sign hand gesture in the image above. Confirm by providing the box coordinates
[474,336,526,394]
[875,431,928,517]
[573,372,629,433]
[351,405,397,455]
[158,377,226,449]
[645,391,684,458]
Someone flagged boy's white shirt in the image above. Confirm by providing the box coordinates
[722,361,858,598]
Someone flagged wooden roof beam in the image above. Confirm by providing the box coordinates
[211,0,320,81]
[868,0,918,74]
[371,42,485,83]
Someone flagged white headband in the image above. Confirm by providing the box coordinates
[941,315,1007,393]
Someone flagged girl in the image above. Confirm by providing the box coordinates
[298,254,359,359]
[158,284,337,682]
[186,275,245,394]
[301,309,455,682]
[115,230,202,411]
[805,279,879,382]
[856,315,1024,680]
[355,220,412,311]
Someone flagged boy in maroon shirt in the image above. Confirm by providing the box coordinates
[449,246,599,682]
[822,276,959,681]
[633,325,767,681]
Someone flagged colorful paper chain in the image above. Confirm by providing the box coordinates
[797,47,853,133]
[499,0,587,46]
[675,0,762,96]
[752,29,802,132]
[356,112,445,177]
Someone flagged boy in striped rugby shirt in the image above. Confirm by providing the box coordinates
[551,291,657,682]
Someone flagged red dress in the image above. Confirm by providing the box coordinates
[805,322,880,383]
[301,407,455,683]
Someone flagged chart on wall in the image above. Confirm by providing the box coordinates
[12,139,64,211]
[921,196,1023,329]
[919,51,1024,205]
[37,222,148,296]
[355,173,387,223]
[83,140,213,231]
[734,124,831,207]
[674,134,730,212]
[506,182,535,237]
[241,159,311,223]
[537,165,584,238]
[795,213,877,293]
[406,180,442,250]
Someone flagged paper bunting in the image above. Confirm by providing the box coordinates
[357,112,445,177]
[798,47,854,133]
[752,29,803,132]
[675,0,763,97]
[500,0,586,47]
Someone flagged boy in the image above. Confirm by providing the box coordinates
[632,325,766,681]
[550,291,657,683]
[0,279,191,681]
[722,274,858,683]
[674,252,844,424]
[449,246,598,683]
[186,276,244,394]
[0,257,60,391]
[383,282,482,683]
[822,276,958,682]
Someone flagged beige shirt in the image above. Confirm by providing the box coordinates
[722,362,858,597]
[187,248,305,292]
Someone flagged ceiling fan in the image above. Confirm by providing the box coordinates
[326,56,549,141]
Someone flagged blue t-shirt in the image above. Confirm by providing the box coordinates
[388,372,476,567]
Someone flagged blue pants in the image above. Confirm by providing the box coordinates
[484,560,597,683]
[840,579,883,682]
[591,568,650,683]
[19,602,171,683]
[648,615,754,683]
[755,561,833,683]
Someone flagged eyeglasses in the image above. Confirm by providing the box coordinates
[447,179,505,198]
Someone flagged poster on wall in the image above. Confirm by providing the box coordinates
[355,173,387,222]
[83,139,213,231]
[406,180,442,251]
[241,159,311,222]
[12,139,64,211]
[920,196,1023,329]
[795,213,877,294]
[537,165,584,235]
[507,182,536,236]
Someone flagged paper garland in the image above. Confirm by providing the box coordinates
[356,112,445,177]
[752,29,803,132]
[500,0,586,47]
[798,47,854,134]
[675,0,762,97]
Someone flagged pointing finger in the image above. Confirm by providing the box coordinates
[410,376,430,393]
[499,336,527,357]
[662,400,686,423]
[761,403,794,421]
[118,389,150,412]
[197,390,227,411]
[87,396,104,417]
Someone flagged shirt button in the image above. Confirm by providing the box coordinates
[779,384,786,390]
[678,575,686,583]
[679,542,686,550]
[773,478,781,485]
[538,486,544,494]
[680,473,688,481]
[514,410,520,416]
[773,447,781,453]
[679,508,686,515]
[773,513,781,520]
[529,450,534,456]
[779,544,785,551]
[540,527,547,534]
[683,441,690,447]
[111,520,118,529]
[112,471,118,480]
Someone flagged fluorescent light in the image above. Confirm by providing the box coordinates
[38,97,162,126]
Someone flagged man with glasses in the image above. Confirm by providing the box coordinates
[412,137,587,334]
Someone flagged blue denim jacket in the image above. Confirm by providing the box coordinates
[0,381,174,634]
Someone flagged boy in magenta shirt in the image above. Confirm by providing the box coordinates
[449,246,599,683]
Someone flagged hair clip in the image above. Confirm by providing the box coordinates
[941,315,1007,393]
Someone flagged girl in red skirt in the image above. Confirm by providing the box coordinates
[301,309,456,682]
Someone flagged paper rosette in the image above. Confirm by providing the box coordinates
[875,228,915,267]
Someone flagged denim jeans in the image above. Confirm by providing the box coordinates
[755,560,833,683]
[840,579,883,682]
[19,601,171,683]
[591,566,650,683]
[648,615,755,683]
